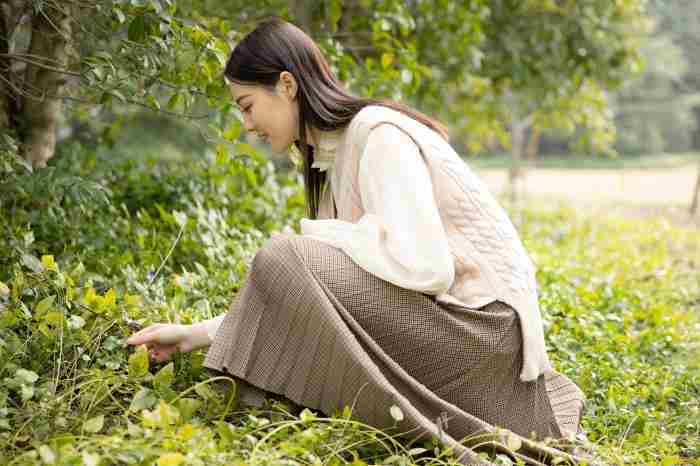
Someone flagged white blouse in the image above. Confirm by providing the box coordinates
[204,124,454,342]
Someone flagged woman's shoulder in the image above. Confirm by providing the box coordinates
[347,104,418,142]
[348,104,447,149]
[350,104,406,127]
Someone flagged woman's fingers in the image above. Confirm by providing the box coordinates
[127,323,188,347]
[126,325,162,346]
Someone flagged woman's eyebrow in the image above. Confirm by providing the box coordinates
[235,95,251,106]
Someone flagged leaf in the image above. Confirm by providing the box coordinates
[21,254,44,273]
[98,288,117,311]
[299,408,316,423]
[114,8,126,24]
[128,345,150,379]
[129,387,157,412]
[0,281,9,298]
[20,384,34,401]
[112,90,126,103]
[505,431,522,452]
[154,362,175,391]
[128,15,147,42]
[381,53,394,69]
[177,398,202,421]
[35,295,55,315]
[82,452,101,466]
[44,311,64,325]
[68,314,86,330]
[41,255,57,271]
[389,404,404,422]
[38,445,56,464]
[222,121,242,142]
[15,369,39,384]
[83,415,104,433]
[166,93,183,110]
[173,211,187,228]
[408,448,427,456]
[382,455,403,465]
[147,95,161,111]
[157,453,185,466]
[194,383,215,400]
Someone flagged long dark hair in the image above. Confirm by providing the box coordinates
[224,17,448,219]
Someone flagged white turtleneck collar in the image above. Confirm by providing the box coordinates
[289,128,345,172]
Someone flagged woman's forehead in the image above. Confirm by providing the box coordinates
[227,82,261,102]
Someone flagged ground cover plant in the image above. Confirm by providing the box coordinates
[0,141,698,465]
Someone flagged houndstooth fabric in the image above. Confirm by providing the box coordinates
[204,235,588,465]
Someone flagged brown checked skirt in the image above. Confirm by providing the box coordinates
[204,235,590,465]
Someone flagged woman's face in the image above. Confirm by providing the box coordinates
[228,72,300,153]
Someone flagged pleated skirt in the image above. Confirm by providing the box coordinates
[204,235,589,465]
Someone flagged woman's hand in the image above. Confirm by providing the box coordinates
[126,322,211,362]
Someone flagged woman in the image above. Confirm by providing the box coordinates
[127,17,589,465]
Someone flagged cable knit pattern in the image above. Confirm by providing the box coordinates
[325,105,552,381]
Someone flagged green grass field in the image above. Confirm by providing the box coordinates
[1,146,698,465]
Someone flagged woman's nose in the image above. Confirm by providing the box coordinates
[242,115,255,133]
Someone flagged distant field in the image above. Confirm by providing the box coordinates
[476,165,700,229]
[464,152,700,170]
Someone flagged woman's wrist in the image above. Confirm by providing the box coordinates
[187,322,214,350]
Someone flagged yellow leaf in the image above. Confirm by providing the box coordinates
[103,288,116,308]
[215,144,228,165]
[125,294,142,306]
[83,287,97,306]
[157,453,185,466]
[178,424,195,441]
[41,255,57,272]
[381,53,394,69]
[45,311,64,325]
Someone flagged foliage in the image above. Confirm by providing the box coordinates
[1,0,651,167]
[1,143,698,464]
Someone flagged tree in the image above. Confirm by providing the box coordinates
[1,0,649,183]
[1,0,233,167]
[643,0,700,213]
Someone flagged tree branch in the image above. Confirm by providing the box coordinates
[0,53,82,77]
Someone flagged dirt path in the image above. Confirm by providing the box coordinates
[474,166,700,229]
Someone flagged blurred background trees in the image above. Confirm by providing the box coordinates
[2,0,648,163]
[3,0,699,210]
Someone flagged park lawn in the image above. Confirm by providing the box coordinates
[0,149,698,465]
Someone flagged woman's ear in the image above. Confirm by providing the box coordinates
[277,71,298,101]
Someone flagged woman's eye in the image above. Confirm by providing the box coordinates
[243,105,252,113]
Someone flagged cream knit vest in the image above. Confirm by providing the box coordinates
[317,105,552,382]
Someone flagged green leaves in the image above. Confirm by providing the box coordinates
[129,345,150,379]
[128,15,147,42]
[83,415,105,434]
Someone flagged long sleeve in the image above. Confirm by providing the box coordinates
[203,314,225,342]
[300,124,454,295]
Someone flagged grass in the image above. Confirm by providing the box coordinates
[0,143,698,465]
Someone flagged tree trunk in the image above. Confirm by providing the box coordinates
[509,117,529,205]
[0,0,29,134]
[20,5,72,167]
[526,125,540,165]
[690,156,700,215]
[0,7,10,131]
